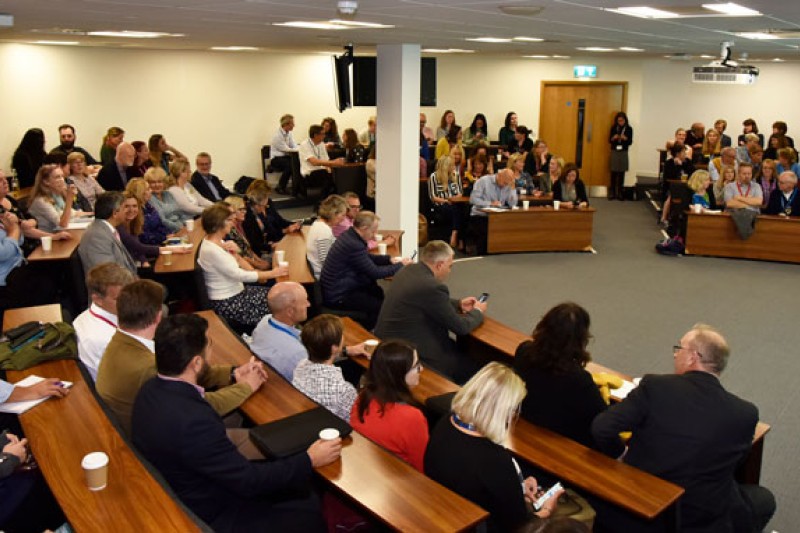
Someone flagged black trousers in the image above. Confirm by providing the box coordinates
[301,169,336,198]
[331,283,384,331]
[469,215,489,255]
[271,156,293,190]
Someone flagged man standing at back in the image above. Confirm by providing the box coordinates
[375,240,486,383]
[592,324,775,532]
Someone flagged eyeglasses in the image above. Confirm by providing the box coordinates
[348,204,362,210]
[673,345,703,359]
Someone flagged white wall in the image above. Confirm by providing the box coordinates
[2,43,798,185]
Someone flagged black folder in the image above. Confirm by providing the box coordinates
[248,406,352,459]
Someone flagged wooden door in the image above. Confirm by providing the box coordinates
[539,82,627,187]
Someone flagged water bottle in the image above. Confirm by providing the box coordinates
[10,168,19,191]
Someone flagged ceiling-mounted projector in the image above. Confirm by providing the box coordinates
[692,41,759,85]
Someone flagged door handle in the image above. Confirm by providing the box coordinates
[587,122,593,143]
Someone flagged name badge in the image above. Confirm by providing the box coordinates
[616,145,623,151]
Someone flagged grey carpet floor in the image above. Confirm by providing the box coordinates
[285,199,793,531]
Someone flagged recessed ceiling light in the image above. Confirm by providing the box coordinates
[577,47,615,52]
[273,19,393,30]
[523,55,550,59]
[211,46,259,51]
[619,46,644,51]
[33,40,80,46]
[700,54,715,59]
[514,36,544,42]
[701,3,761,16]
[772,58,784,62]
[606,7,679,19]
[88,30,183,38]
[553,55,571,59]
[465,37,513,43]
[422,48,475,54]
[329,19,394,28]
[736,31,779,40]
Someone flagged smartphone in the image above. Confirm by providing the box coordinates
[533,482,563,511]
[477,292,489,303]
[410,250,418,261]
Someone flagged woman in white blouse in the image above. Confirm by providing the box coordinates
[306,194,348,279]
[166,158,212,219]
[198,203,287,329]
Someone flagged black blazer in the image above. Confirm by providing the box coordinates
[523,151,551,176]
[190,171,231,202]
[132,377,314,532]
[242,200,291,256]
[553,178,589,205]
[96,161,128,191]
[592,371,758,530]
[764,188,800,216]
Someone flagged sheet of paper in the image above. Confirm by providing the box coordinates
[0,375,73,414]
[610,379,637,401]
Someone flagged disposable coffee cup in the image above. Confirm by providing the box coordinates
[519,188,525,196]
[522,200,530,210]
[375,234,384,242]
[274,250,285,263]
[364,339,379,354]
[319,428,340,441]
[692,204,702,214]
[185,219,195,231]
[553,200,561,211]
[82,452,109,491]
[378,243,388,255]
[40,236,53,252]
[278,260,289,269]
[161,250,173,265]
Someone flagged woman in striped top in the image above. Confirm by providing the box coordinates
[428,155,464,249]
[307,194,348,279]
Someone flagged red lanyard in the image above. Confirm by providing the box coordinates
[736,182,751,197]
[89,309,117,329]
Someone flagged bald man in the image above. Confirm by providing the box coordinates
[250,282,366,381]
[592,324,775,532]
[96,141,136,191]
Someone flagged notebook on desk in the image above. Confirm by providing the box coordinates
[249,406,352,459]
[0,375,73,414]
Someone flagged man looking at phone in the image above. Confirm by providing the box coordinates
[375,240,486,384]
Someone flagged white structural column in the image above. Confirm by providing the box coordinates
[375,43,420,256]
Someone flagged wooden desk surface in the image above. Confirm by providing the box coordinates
[154,226,205,274]
[486,207,595,254]
[27,229,84,262]
[686,211,800,264]
[277,230,315,284]
[341,318,683,520]
[200,310,487,532]
[371,229,404,257]
[5,360,201,532]
[3,304,63,328]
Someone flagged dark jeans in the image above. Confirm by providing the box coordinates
[331,283,384,331]
[469,215,489,255]
[302,169,336,198]
[271,156,293,190]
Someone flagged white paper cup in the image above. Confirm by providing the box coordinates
[375,234,384,242]
[319,428,340,441]
[378,243,387,255]
[185,219,195,231]
[278,261,289,269]
[274,250,285,263]
[40,236,53,252]
[553,200,561,211]
[160,250,173,265]
[364,339,379,354]
[518,188,525,196]
[82,452,109,491]
[692,204,702,214]
[522,200,530,210]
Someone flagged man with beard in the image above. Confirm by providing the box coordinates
[48,123,99,167]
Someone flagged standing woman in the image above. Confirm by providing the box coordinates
[99,127,125,166]
[351,340,428,472]
[198,203,286,330]
[166,159,212,218]
[608,112,633,200]
[425,363,562,531]
[498,112,518,148]
[463,113,489,150]
[12,128,47,189]
[27,164,83,233]
[436,110,458,141]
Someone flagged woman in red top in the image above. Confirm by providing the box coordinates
[351,340,428,472]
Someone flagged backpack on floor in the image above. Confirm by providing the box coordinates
[655,235,684,256]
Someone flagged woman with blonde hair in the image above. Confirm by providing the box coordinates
[758,159,778,208]
[27,164,87,233]
[542,156,564,194]
[701,128,722,164]
[125,178,183,245]
[688,170,713,210]
[166,158,212,218]
[713,165,736,209]
[307,195,348,279]
[428,156,463,248]
[507,152,530,190]
[144,167,185,231]
[425,362,562,531]
[99,126,124,166]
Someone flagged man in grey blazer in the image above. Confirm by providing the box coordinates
[375,240,486,383]
[78,192,137,276]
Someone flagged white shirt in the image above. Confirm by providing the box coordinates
[298,139,329,177]
[198,239,259,300]
[271,127,297,157]
[118,329,155,352]
[168,183,212,217]
[306,219,335,280]
[74,303,118,381]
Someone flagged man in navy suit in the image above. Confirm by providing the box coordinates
[96,142,135,191]
[132,314,341,533]
[190,152,231,202]
[592,324,775,532]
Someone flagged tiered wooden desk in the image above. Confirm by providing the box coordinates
[27,229,84,262]
[200,310,487,532]
[484,207,595,254]
[685,211,800,264]
[3,306,201,532]
[341,318,685,524]
[465,316,771,484]
[154,225,206,274]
